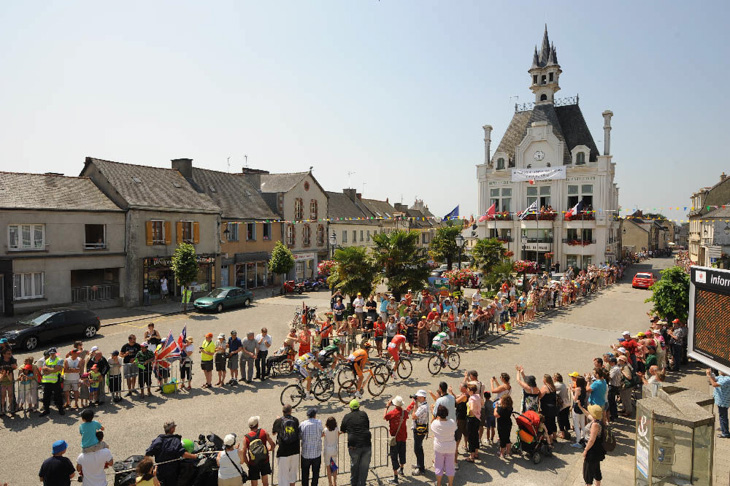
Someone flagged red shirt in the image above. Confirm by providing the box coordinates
[391,334,406,346]
[623,339,638,357]
[427,311,439,321]
[298,331,311,356]
[447,319,456,334]
[385,408,409,442]
[374,321,385,337]
[320,323,333,338]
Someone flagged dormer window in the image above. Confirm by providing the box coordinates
[496,158,505,170]
[541,75,546,84]
[533,75,538,84]
[549,72,554,82]
[576,152,586,165]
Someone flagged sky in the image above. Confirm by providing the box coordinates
[1,1,729,223]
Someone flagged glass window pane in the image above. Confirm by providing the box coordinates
[9,226,18,248]
[34,273,43,297]
[581,184,593,194]
[540,186,551,195]
[527,187,537,196]
[13,275,20,299]
[502,198,511,212]
[527,197,537,207]
[24,274,31,297]
[22,225,31,248]
[490,189,499,197]
[502,188,512,196]
[34,225,44,248]
[568,185,579,195]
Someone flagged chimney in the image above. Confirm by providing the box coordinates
[394,203,408,212]
[241,167,269,190]
[356,193,362,200]
[343,188,357,202]
[721,172,727,182]
[483,125,493,165]
[171,158,193,179]
[602,110,613,156]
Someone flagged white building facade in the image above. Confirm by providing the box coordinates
[476,28,620,269]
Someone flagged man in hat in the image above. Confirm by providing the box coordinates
[40,348,64,416]
[39,440,75,485]
[384,396,409,484]
[86,347,109,405]
[617,356,635,416]
[409,390,429,475]
[146,420,198,485]
[340,399,371,486]
[300,408,323,486]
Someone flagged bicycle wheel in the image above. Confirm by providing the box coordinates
[367,375,386,397]
[427,355,442,375]
[280,384,304,408]
[447,352,461,370]
[337,367,355,387]
[338,379,358,404]
[312,377,334,402]
[372,363,390,385]
[397,358,413,379]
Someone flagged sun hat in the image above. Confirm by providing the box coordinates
[392,396,404,407]
[652,329,661,335]
[349,399,360,410]
[568,371,580,378]
[182,439,194,453]
[0,338,7,344]
[231,330,237,335]
[248,416,260,428]
[618,356,627,362]
[90,346,99,353]
[587,405,603,420]
[48,347,58,354]
[112,350,120,356]
[187,337,194,342]
[218,333,225,339]
[637,332,645,338]
[52,440,68,454]
[622,331,631,336]
[672,319,680,324]
[205,332,214,339]
[23,364,33,371]
[415,390,428,398]
[224,434,237,447]
[618,347,627,353]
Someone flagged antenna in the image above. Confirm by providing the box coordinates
[244,155,248,168]
[227,157,231,173]
[347,171,356,188]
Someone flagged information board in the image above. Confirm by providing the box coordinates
[687,266,730,375]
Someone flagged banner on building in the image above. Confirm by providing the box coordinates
[511,166,566,182]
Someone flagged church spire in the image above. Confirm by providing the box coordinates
[539,24,551,66]
[528,25,562,104]
[532,46,540,69]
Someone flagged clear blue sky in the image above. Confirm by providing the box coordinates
[1,1,728,223]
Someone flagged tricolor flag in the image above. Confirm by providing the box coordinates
[566,199,586,218]
[478,203,496,222]
[518,201,538,221]
[176,326,188,358]
[442,205,460,221]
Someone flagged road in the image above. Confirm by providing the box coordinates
[0,259,679,485]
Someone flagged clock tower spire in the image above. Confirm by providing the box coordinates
[528,25,562,104]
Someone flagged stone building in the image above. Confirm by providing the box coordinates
[0,172,125,315]
[81,157,221,306]
[688,173,730,264]
[476,27,620,269]
[326,189,383,252]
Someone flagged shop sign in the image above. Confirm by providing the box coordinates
[148,255,215,267]
[293,252,316,261]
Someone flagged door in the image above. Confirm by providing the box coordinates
[221,266,229,287]
[41,313,66,341]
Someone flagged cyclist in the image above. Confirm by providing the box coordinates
[317,338,342,372]
[294,351,324,400]
[347,342,371,398]
[432,330,451,365]
[387,332,407,376]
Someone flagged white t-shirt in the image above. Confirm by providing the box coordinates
[65,357,81,382]
[353,297,365,312]
[77,448,113,486]
[430,418,457,454]
[255,334,272,352]
[323,428,339,453]
[471,292,481,305]
[160,278,168,293]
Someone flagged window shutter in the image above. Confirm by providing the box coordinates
[146,221,154,246]
[193,222,200,244]
[164,222,172,245]
[176,222,183,244]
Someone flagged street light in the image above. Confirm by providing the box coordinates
[329,231,337,259]
[521,234,528,292]
[455,234,466,270]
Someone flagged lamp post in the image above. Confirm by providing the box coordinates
[455,234,465,270]
[521,234,528,292]
[329,231,337,259]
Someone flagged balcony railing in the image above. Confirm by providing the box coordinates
[496,236,513,243]
[84,242,107,250]
[564,212,596,221]
[72,284,119,303]
[562,238,596,246]
[521,212,558,221]
[523,237,554,243]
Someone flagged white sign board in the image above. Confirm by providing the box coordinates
[511,166,567,182]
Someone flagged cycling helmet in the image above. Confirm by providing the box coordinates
[182,439,194,453]
[332,338,341,345]
[362,341,372,349]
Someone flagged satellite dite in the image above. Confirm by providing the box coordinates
[687,266,730,375]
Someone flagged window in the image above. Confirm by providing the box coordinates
[8,224,44,250]
[422,232,429,244]
[533,75,538,84]
[228,223,239,242]
[521,229,553,243]
[360,230,364,242]
[367,230,371,242]
[526,186,551,209]
[303,224,311,247]
[496,158,505,170]
[490,188,511,212]
[84,224,106,249]
[576,152,586,165]
[151,221,165,245]
[294,198,304,220]
[541,75,546,84]
[263,223,271,241]
[247,223,256,241]
[13,272,44,300]
[317,225,325,246]
[352,230,357,243]
[549,72,554,82]
[540,94,547,101]
[342,230,348,243]
[567,185,593,209]
[310,199,318,220]
[286,224,295,246]
[182,221,194,243]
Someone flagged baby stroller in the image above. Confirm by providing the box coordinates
[511,410,552,464]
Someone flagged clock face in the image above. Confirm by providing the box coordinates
[534,150,545,161]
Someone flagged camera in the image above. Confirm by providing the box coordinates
[409,395,417,400]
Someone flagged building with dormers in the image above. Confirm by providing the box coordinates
[476,27,620,269]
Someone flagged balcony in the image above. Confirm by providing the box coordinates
[496,236,513,243]
[564,212,595,221]
[488,212,513,221]
[562,238,596,246]
[523,237,553,243]
[521,211,558,221]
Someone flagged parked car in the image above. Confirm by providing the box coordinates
[0,309,101,352]
[193,286,253,313]
[632,272,657,289]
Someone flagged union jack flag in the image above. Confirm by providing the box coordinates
[154,330,181,369]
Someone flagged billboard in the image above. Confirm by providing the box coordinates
[687,266,730,375]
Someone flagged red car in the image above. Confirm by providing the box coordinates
[632,272,656,289]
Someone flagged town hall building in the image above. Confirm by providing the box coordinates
[476,27,620,269]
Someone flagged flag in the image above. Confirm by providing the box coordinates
[518,201,538,220]
[155,330,181,369]
[442,205,460,221]
[176,326,187,358]
[330,457,338,473]
[566,199,585,218]
[478,203,496,222]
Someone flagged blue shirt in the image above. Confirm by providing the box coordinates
[588,379,607,407]
[713,375,730,407]
[79,420,102,449]
[379,299,388,313]
[228,337,242,353]
[299,418,323,460]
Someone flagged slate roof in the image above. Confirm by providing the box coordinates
[405,208,435,229]
[360,198,397,219]
[0,172,122,212]
[327,192,374,224]
[83,158,219,213]
[191,168,279,220]
[260,172,308,193]
[695,177,730,217]
[494,103,599,166]
[703,206,730,219]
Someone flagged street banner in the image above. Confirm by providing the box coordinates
[511,166,566,182]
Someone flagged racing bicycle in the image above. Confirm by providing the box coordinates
[280,369,335,407]
[337,366,385,403]
[427,345,461,375]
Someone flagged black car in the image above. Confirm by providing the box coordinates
[0,309,101,352]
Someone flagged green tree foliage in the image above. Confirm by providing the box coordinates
[483,260,514,291]
[645,266,690,322]
[429,224,463,270]
[471,238,508,275]
[372,230,430,300]
[327,246,378,303]
[171,243,199,311]
[268,241,295,284]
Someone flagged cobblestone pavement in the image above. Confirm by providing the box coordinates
[3,258,722,486]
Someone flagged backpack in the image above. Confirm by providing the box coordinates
[602,423,617,452]
[247,430,268,466]
[279,416,298,446]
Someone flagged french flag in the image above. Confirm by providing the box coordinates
[566,200,585,218]
[176,326,187,358]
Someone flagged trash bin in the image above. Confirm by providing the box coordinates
[635,386,714,485]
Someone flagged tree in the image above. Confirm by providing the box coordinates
[171,243,199,312]
[429,224,463,270]
[327,246,378,303]
[645,266,690,322]
[269,241,295,290]
[372,230,430,300]
[483,260,514,291]
[471,238,508,276]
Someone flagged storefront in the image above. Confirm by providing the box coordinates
[142,254,216,303]
[293,251,317,280]
[233,251,271,290]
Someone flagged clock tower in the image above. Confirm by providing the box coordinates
[529,25,561,104]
